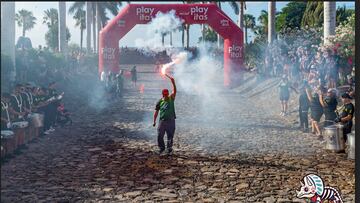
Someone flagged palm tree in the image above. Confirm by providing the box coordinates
[73,9,86,50]
[69,2,123,52]
[59,2,67,53]
[169,31,173,46]
[323,2,336,44]
[43,8,59,51]
[243,14,255,44]
[183,1,194,49]
[268,2,276,44]
[238,2,245,29]
[301,2,324,28]
[15,9,37,37]
[86,2,92,52]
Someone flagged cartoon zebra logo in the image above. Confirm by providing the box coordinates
[296,174,343,203]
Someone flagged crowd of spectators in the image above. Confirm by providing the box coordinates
[268,44,355,144]
[1,82,71,135]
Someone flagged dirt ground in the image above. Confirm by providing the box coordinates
[1,65,355,202]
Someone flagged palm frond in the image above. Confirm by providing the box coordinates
[68,2,85,15]
[228,2,239,15]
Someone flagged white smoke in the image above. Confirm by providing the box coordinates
[134,10,183,56]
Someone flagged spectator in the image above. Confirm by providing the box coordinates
[335,93,354,143]
[278,75,298,116]
[305,85,324,139]
[298,82,310,132]
[131,66,137,87]
[1,93,14,130]
[319,88,338,127]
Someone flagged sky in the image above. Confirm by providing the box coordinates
[12,1,355,48]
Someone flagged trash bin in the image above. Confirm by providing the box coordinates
[347,132,355,160]
[324,124,345,153]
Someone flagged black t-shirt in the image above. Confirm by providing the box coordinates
[339,103,354,119]
[21,92,32,110]
[1,101,12,121]
[299,92,309,111]
[323,96,338,116]
[310,93,323,113]
[10,94,23,113]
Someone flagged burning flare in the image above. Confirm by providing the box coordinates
[160,52,188,75]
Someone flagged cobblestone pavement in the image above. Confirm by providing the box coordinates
[1,66,355,202]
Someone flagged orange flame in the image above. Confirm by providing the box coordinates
[139,84,144,94]
[160,52,187,75]
[161,62,175,75]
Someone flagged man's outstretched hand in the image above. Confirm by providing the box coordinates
[153,122,156,127]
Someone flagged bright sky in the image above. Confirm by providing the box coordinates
[14,1,355,48]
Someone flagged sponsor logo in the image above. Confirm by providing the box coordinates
[190,6,208,21]
[117,20,125,27]
[136,6,155,21]
[228,45,243,58]
[220,19,229,27]
[102,47,116,60]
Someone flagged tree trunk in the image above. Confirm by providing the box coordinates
[268,2,276,44]
[217,2,222,48]
[186,24,190,49]
[22,21,26,37]
[86,2,92,53]
[92,4,96,53]
[201,24,205,44]
[324,2,336,44]
[181,25,185,47]
[1,2,16,82]
[245,26,248,45]
[162,33,165,46]
[238,2,244,29]
[59,2,67,54]
[96,3,101,54]
[80,29,83,50]
[170,31,172,46]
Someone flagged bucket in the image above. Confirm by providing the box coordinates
[1,130,16,157]
[28,113,44,128]
[347,132,355,159]
[12,121,29,147]
[324,124,345,152]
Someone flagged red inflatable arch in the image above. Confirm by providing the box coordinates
[99,3,244,86]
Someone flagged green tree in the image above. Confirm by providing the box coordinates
[69,2,123,52]
[15,9,37,37]
[198,27,217,43]
[73,9,86,50]
[301,2,324,28]
[243,14,255,44]
[276,2,306,31]
[336,5,355,26]
[43,8,71,52]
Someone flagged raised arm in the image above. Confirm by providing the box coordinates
[319,93,326,107]
[166,74,176,99]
